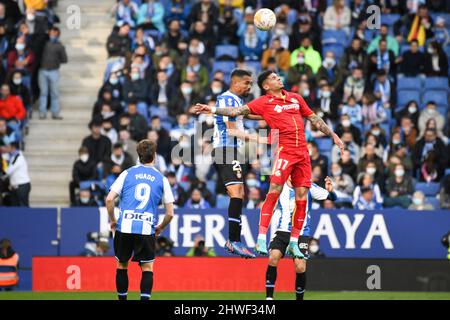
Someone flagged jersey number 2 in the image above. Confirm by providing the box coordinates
[135,183,151,210]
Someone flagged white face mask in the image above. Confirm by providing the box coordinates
[342,119,351,127]
[16,43,25,51]
[131,73,140,81]
[309,244,319,254]
[181,87,192,95]
[80,154,89,163]
[324,57,335,67]
[109,77,119,85]
[27,13,35,21]
[372,129,380,136]
[395,169,405,177]
[80,197,90,204]
[322,91,331,98]
[246,179,260,188]
[212,87,222,95]
[413,198,423,206]
[366,167,376,175]
[302,89,310,97]
[408,106,417,113]
[297,57,305,64]
[13,78,22,85]
[332,169,342,176]
[427,47,434,54]
[392,139,401,145]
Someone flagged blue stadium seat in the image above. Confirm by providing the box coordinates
[397,89,420,106]
[380,122,391,141]
[322,43,345,61]
[161,120,173,131]
[396,77,422,91]
[216,194,230,209]
[423,77,448,91]
[316,138,332,153]
[212,61,237,74]
[426,197,439,209]
[381,14,400,26]
[215,45,239,60]
[422,90,448,106]
[206,180,216,196]
[322,30,348,45]
[245,61,262,75]
[415,182,440,196]
[437,105,448,117]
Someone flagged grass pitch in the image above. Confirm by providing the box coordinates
[0,291,449,300]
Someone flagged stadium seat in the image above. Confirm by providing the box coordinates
[245,61,262,75]
[396,77,422,91]
[212,61,237,74]
[322,30,348,45]
[422,90,448,106]
[206,180,216,197]
[161,120,173,131]
[316,138,332,153]
[381,14,400,26]
[215,45,239,60]
[426,197,439,209]
[423,77,448,91]
[179,181,190,192]
[415,182,440,196]
[397,89,421,106]
[436,105,448,117]
[322,43,345,61]
[380,122,391,141]
[216,194,230,209]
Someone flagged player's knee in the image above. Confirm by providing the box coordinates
[268,183,283,194]
[140,262,153,272]
[268,254,280,267]
[294,260,306,273]
[117,261,128,269]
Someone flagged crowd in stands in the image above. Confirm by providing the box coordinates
[0,0,66,206]
[67,0,450,211]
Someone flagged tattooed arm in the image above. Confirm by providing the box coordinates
[307,113,345,155]
[194,103,251,117]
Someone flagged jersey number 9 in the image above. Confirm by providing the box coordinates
[135,183,151,210]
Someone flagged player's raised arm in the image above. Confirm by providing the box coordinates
[307,113,345,155]
[194,103,252,118]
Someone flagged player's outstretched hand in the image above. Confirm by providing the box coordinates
[332,133,345,156]
[194,103,212,114]
[324,176,333,193]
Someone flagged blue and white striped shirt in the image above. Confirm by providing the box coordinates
[213,91,245,148]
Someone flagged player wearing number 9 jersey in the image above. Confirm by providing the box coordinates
[106,139,174,301]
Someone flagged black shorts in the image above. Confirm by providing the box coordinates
[213,147,244,186]
[114,231,156,264]
[269,231,310,258]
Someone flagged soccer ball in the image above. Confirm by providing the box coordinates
[253,8,276,31]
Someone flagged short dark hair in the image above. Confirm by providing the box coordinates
[113,143,123,150]
[257,70,274,93]
[230,69,252,79]
[137,139,156,164]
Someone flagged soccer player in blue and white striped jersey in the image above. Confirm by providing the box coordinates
[210,69,267,259]
[265,176,337,300]
[106,139,174,300]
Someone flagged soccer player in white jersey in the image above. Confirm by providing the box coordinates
[265,176,337,300]
[106,140,174,300]
[212,69,267,258]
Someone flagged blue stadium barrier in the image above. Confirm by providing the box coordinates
[423,77,448,91]
[422,90,448,106]
[415,182,440,196]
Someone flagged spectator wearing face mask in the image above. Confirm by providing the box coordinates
[290,37,322,74]
[122,66,149,119]
[100,72,123,103]
[157,55,180,88]
[358,142,384,174]
[287,51,314,88]
[394,116,417,150]
[332,131,360,164]
[9,71,31,111]
[0,84,26,122]
[418,102,445,138]
[342,66,365,103]
[308,238,325,258]
[316,51,339,87]
[184,188,211,209]
[353,173,383,208]
[340,96,362,127]
[245,186,263,209]
[74,188,98,207]
[413,129,447,180]
[202,79,225,102]
[384,164,414,208]
[69,146,97,206]
[361,92,387,127]
[101,119,118,145]
[38,26,67,120]
[424,41,448,77]
[7,36,35,78]
[314,82,339,121]
[395,100,419,127]
[330,162,354,199]
[409,191,434,210]
[169,81,202,116]
[181,55,209,94]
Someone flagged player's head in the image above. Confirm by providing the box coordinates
[137,139,157,165]
[229,69,253,97]
[257,70,283,95]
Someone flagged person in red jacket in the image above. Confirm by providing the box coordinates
[0,84,26,121]
[7,36,35,76]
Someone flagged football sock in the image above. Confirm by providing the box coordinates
[258,192,280,237]
[296,272,306,300]
[228,197,243,242]
[266,265,277,299]
[291,200,307,241]
[116,269,128,300]
[140,271,153,301]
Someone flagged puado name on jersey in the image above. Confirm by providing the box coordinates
[135,173,156,181]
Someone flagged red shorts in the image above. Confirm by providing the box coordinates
[270,146,312,188]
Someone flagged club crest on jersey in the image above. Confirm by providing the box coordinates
[274,170,282,177]
[291,98,299,103]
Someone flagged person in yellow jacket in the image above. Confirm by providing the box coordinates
[0,239,19,290]
[24,0,47,11]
